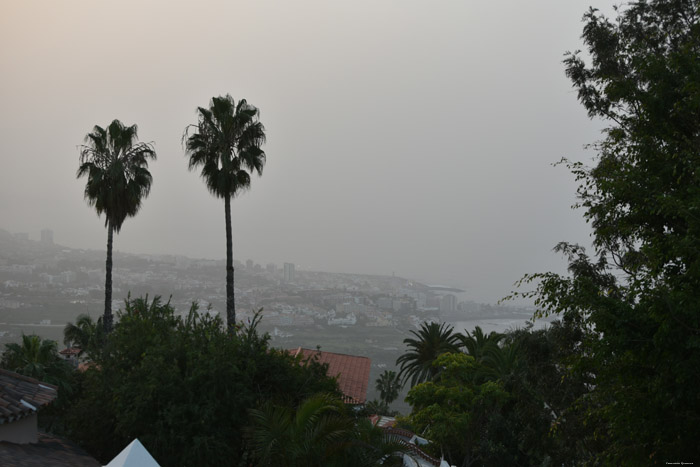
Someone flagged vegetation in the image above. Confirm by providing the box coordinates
[396,321,461,388]
[512,0,700,462]
[1,334,73,391]
[77,120,156,333]
[184,95,267,332]
[63,314,105,360]
[62,297,338,466]
[10,0,694,463]
[247,393,406,467]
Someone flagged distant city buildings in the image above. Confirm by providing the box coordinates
[440,294,457,313]
[40,229,53,244]
[283,262,295,283]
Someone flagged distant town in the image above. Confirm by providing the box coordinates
[0,227,539,402]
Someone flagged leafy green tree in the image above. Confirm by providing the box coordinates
[405,352,510,467]
[77,120,156,333]
[514,1,700,461]
[184,95,267,331]
[396,322,461,388]
[66,297,336,466]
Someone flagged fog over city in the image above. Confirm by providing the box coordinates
[0,1,614,304]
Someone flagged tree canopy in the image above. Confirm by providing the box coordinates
[514,0,700,461]
[65,297,338,466]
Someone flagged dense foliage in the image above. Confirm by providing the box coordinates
[247,393,406,467]
[64,297,338,466]
[512,0,700,462]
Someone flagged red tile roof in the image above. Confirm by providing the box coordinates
[0,369,58,424]
[291,347,371,405]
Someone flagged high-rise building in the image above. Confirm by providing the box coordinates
[440,294,457,313]
[40,229,53,244]
[283,262,295,283]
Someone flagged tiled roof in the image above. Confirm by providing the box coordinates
[0,432,100,466]
[59,347,81,357]
[291,347,371,404]
[0,369,58,424]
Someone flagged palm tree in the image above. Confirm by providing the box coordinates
[63,314,104,359]
[77,120,156,333]
[247,393,355,466]
[183,95,266,332]
[1,334,72,390]
[396,322,461,388]
[375,370,402,407]
[247,393,406,467]
[459,326,504,362]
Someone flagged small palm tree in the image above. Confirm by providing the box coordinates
[184,95,266,332]
[64,314,104,359]
[77,120,156,333]
[247,393,355,466]
[396,322,461,388]
[459,326,504,361]
[375,370,402,407]
[247,393,406,467]
[1,335,72,390]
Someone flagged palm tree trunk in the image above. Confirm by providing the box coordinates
[225,194,235,332]
[104,221,114,333]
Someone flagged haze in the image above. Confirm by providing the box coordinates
[0,1,612,304]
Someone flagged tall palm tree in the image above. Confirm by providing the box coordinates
[78,120,155,333]
[183,95,266,332]
[396,322,461,388]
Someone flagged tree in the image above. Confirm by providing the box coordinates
[396,322,461,388]
[459,326,503,362]
[375,370,402,408]
[66,296,336,465]
[1,334,73,393]
[405,352,510,467]
[247,393,406,467]
[63,314,104,360]
[77,120,156,333]
[514,1,700,461]
[184,95,266,332]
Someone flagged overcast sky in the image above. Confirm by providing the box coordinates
[0,1,614,303]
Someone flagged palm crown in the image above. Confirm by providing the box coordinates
[397,321,461,388]
[184,95,266,198]
[77,120,155,232]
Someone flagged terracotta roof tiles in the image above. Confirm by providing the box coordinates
[0,369,58,424]
[291,348,371,404]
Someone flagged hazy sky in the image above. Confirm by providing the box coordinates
[0,1,614,303]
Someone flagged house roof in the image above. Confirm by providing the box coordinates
[59,347,81,357]
[0,369,57,424]
[0,432,100,467]
[290,347,371,404]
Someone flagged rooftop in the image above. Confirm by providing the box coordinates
[290,347,371,404]
[0,369,57,424]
